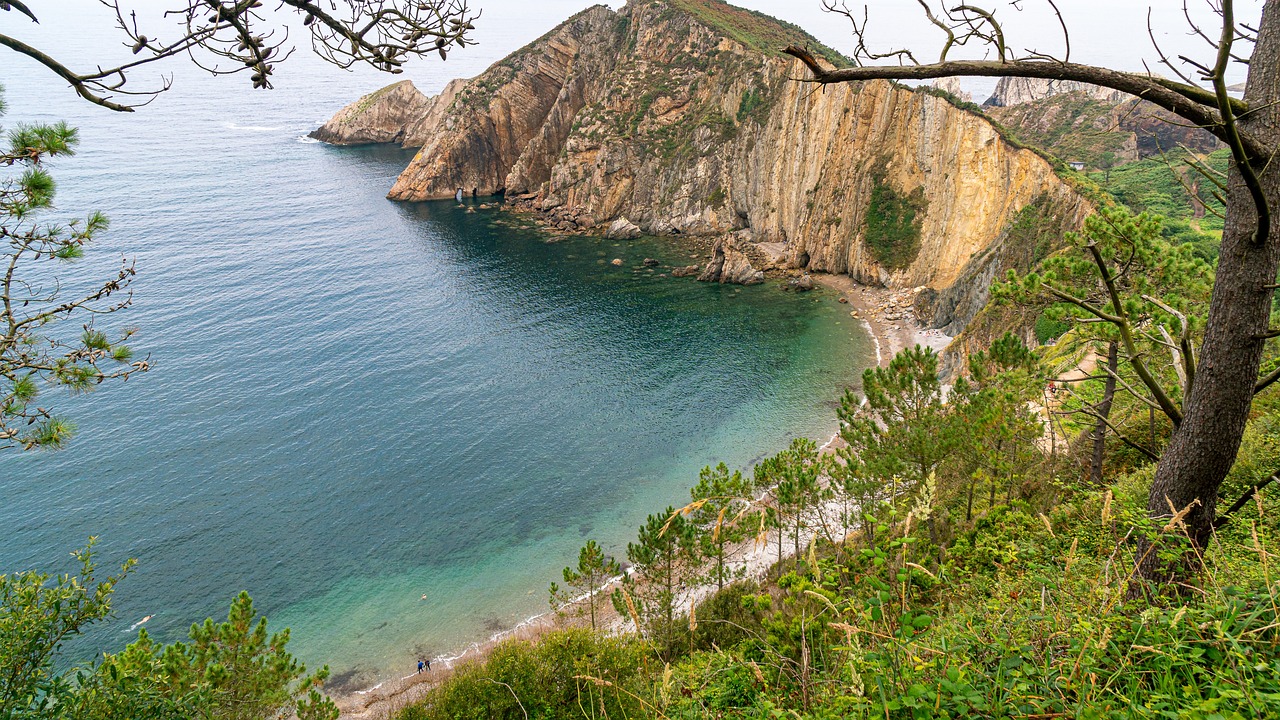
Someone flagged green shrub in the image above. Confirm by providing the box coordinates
[1033,312,1070,344]
[736,88,768,123]
[395,629,652,720]
[864,172,927,270]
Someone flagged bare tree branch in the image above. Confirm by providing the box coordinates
[782,46,1261,159]
[0,1,479,111]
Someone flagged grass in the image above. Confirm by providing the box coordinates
[665,0,850,66]
[1089,149,1230,229]
[1084,148,1229,262]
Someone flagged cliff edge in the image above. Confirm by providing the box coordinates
[316,0,1094,335]
[309,80,434,145]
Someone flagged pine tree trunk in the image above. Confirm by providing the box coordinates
[1090,342,1119,485]
[776,512,783,569]
[794,515,801,562]
[717,542,724,591]
[1136,0,1280,588]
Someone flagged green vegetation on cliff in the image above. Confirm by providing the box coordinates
[1087,149,1230,262]
[864,170,927,271]
[990,93,1134,169]
[664,0,848,66]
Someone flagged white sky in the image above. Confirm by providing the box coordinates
[0,1,1263,103]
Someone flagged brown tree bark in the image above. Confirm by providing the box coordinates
[1089,342,1120,486]
[1135,0,1280,588]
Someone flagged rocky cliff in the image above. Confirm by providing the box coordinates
[318,0,1093,334]
[984,76,1128,107]
[988,92,1222,169]
[310,80,434,145]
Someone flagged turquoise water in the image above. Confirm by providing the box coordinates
[0,1,872,692]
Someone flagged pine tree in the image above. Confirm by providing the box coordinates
[0,104,145,451]
[549,539,620,631]
[613,507,696,658]
[689,463,751,591]
[0,545,336,719]
[950,334,1046,520]
[772,438,826,565]
[839,346,954,501]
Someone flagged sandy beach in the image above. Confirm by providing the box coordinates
[332,273,953,719]
[809,273,953,367]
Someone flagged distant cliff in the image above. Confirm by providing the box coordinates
[310,80,433,146]
[987,91,1222,169]
[983,76,1129,107]
[317,0,1093,334]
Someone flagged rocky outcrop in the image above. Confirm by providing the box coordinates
[914,192,1077,335]
[386,5,628,199]
[932,77,972,104]
[309,81,434,145]
[606,216,642,239]
[698,234,764,285]
[319,0,1093,328]
[989,93,1222,168]
[983,76,1128,107]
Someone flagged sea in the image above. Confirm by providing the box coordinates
[0,0,1256,693]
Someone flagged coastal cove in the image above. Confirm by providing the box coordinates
[0,66,876,694]
[10,0,1280,717]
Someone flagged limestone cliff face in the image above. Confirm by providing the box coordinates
[320,0,1093,333]
[983,76,1128,107]
[386,5,628,199]
[309,80,434,145]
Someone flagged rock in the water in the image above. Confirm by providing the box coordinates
[611,258,623,266]
[790,274,815,292]
[606,217,643,240]
[838,297,849,304]
[671,265,701,278]
[642,257,660,267]
[698,237,764,286]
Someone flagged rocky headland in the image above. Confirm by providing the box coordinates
[314,0,1100,347]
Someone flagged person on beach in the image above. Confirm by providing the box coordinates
[426,659,432,671]
[417,660,424,674]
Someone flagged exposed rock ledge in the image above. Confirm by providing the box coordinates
[315,0,1093,335]
[697,233,764,285]
[309,80,434,145]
